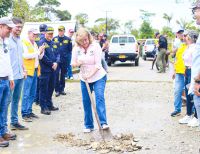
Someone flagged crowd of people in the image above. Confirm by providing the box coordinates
[157,1,200,131]
[1,0,200,149]
[0,15,109,147]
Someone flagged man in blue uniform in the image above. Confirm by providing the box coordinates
[53,25,72,97]
[38,26,59,115]
[34,24,47,105]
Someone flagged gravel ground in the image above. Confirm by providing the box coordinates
[1,60,200,154]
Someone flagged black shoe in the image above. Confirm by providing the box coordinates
[171,111,181,117]
[41,110,51,115]
[49,106,59,111]
[22,116,33,122]
[10,123,29,130]
[60,91,66,95]
[29,113,39,119]
[55,92,60,97]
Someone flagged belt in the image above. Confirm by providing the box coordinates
[0,76,8,80]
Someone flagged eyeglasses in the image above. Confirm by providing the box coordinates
[3,43,8,53]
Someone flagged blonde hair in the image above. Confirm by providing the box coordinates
[75,27,93,46]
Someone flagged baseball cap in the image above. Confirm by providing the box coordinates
[69,29,74,33]
[28,28,39,34]
[58,25,65,31]
[0,17,15,28]
[177,29,184,34]
[45,26,54,33]
[39,24,47,32]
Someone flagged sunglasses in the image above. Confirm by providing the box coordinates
[3,43,8,53]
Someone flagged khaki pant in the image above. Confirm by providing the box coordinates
[156,48,167,72]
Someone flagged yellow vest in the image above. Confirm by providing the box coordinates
[174,43,187,74]
[22,40,41,76]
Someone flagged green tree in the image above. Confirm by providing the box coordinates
[35,0,61,20]
[0,0,12,17]
[139,21,154,39]
[140,9,155,22]
[12,0,30,21]
[163,13,173,27]
[94,18,120,34]
[54,10,71,21]
[176,18,194,30]
[75,13,89,27]
[124,20,133,34]
[131,29,139,39]
[161,26,174,38]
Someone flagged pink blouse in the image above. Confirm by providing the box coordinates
[71,42,106,83]
[183,44,196,67]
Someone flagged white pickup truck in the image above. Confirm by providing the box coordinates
[108,34,139,66]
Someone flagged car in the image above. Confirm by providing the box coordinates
[108,34,139,66]
[142,39,158,60]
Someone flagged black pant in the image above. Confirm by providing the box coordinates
[55,63,67,93]
[39,72,55,111]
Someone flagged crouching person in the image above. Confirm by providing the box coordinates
[21,28,45,121]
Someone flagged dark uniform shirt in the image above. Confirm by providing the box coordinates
[52,35,72,64]
[38,38,60,73]
[158,35,168,50]
[35,33,45,47]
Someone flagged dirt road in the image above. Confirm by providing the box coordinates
[1,60,200,154]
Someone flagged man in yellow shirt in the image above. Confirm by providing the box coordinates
[171,39,187,117]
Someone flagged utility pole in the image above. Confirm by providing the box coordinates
[105,11,111,36]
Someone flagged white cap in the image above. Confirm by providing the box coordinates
[28,28,39,34]
[0,17,15,28]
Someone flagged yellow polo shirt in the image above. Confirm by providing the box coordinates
[174,43,187,74]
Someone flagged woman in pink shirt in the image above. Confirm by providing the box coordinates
[71,28,108,133]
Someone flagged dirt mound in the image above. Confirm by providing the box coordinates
[55,132,142,153]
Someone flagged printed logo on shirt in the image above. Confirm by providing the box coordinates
[60,43,62,46]
[54,38,58,43]
[77,50,81,55]
[89,50,94,56]
[63,40,68,44]
[53,45,57,49]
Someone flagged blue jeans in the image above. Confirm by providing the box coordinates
[194,95,200,125]
[0,80,10,137]
[66,54,73,78]
[80,75,107,129]
[174,74,185,112]
[21,70,37,117]
[7,79,23,125]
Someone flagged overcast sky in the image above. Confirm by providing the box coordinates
[29,0,195,31]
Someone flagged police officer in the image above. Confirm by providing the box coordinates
[34,24,47,105]
[53,25,72,97]
[38,26,59,115]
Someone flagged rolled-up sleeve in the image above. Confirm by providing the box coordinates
[94,43,102,69]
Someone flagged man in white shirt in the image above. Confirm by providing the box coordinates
[0,17,16,147]
[21,28,45,122]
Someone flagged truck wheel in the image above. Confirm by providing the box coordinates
[107,61,112,66]
[135,58,139,66]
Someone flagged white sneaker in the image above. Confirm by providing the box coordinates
[83,128,94,133]
[187,117,200,127]
[179,115,193,124]
[102,124,109,130]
